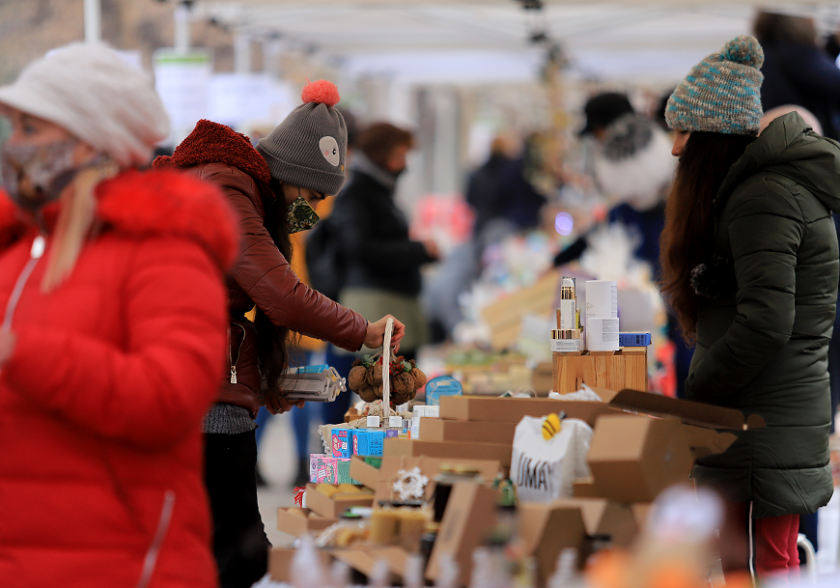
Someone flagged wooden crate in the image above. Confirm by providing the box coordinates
[481,273,559,350]
[552,349,647,394]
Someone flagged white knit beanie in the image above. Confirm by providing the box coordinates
[0,43,170,167]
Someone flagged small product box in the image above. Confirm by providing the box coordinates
[353,429,386,457]
[309,454,358,484]
[619,332,651,347]
[331,428,353,458]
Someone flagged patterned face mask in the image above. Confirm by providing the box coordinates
[286,187,321,234]
[1,138,81,212]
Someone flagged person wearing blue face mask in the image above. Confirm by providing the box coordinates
[155,80,406,588]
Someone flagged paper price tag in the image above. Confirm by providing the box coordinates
[389,416,403,429]
[366,416,381,428]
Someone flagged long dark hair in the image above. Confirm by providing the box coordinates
[255,179,295,397]
[659,131,755,344]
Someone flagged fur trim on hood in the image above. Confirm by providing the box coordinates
[0,168,240,271]
[153,119,272,187]
[594,114,675,211]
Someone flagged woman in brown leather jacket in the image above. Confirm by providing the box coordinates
[155,81,404,588]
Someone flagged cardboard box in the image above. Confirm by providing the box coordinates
[426,482,500,586]
[587,415,694,503]
[305,484,375,519]
[631,503,653,530]
[332,545,410,583]
[309,454,358,484]
[517,501,587,587]
[418,418,518,445]
[551,498,637,547]
[439,388,620,427]
[572,477,599,498]
[384,438,513,468]
[371,456,502,504]
[276,507,337,537]
[607,389,766,430]
[348,455,381,490]
[269,547,333,583]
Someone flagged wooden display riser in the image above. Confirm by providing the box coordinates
[552,349,647,394]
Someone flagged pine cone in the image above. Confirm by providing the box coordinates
[412,368,427,389]
[392,372,414,394]
[348,366,368,391]
[356,385,379,403]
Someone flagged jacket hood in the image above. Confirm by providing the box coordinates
[153,119,272,187]
[0,168,239,271]
[717,112,840,214]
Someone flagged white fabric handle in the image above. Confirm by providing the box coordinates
[382,317,394,419]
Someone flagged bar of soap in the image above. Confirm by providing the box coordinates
[316,483,341,498]
[337,484,362,494]
[370,509,400,545]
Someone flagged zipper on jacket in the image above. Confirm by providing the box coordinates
[229,322,246,384]
[136,490,176,588]
[2,234,46,331]
[0,234,46,380]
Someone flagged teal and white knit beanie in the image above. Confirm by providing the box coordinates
[665,35,764,136]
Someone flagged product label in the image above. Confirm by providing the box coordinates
[550,339,582,353]
[389,416,403,428]
[366,416,381,428]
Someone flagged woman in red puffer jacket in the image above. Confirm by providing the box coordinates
[0,44,237,587]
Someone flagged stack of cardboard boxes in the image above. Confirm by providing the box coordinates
[272,389,765,587]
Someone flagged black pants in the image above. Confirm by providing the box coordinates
[204,430,271,588]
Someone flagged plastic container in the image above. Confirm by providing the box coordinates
[425,375,463,406]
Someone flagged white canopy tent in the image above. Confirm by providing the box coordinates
[190,1,840,83]
[140,1,840,195]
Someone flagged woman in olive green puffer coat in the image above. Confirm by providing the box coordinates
[661,35,840,580]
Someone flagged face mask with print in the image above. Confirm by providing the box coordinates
[1,138,83,212]
[286,188,321,234]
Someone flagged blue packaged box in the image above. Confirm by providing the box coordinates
[331,428,353,458]
[353,429,386,457]
[619,332,651,347]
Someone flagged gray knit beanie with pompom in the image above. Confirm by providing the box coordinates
[665,35,765,136]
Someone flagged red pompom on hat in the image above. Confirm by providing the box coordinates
[301,79,340,108]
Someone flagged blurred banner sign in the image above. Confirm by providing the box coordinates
[153,49,213,147]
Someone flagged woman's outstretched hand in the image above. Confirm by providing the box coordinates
[264,390,305,415]
[364,315,405,352]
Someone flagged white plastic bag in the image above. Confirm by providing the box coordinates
[511,416,593,503]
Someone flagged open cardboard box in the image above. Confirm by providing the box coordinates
[587,415,695,503]
[517,501,587,588]
[305,483,375,519]
[550,498,637,547]
[606,389,767,430]
[426,482,500,586]
[269,547,333,583]
[418,418,519,444]
[276,507,337,537]
[332,545,411,584]
[439,387,621,427]
[586,386,763,503]
[348,455,381,490]
[369,456,502,504]
[384,438,513,468]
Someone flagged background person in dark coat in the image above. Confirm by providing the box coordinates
[327,122,438,390]
[754,10,840,140]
